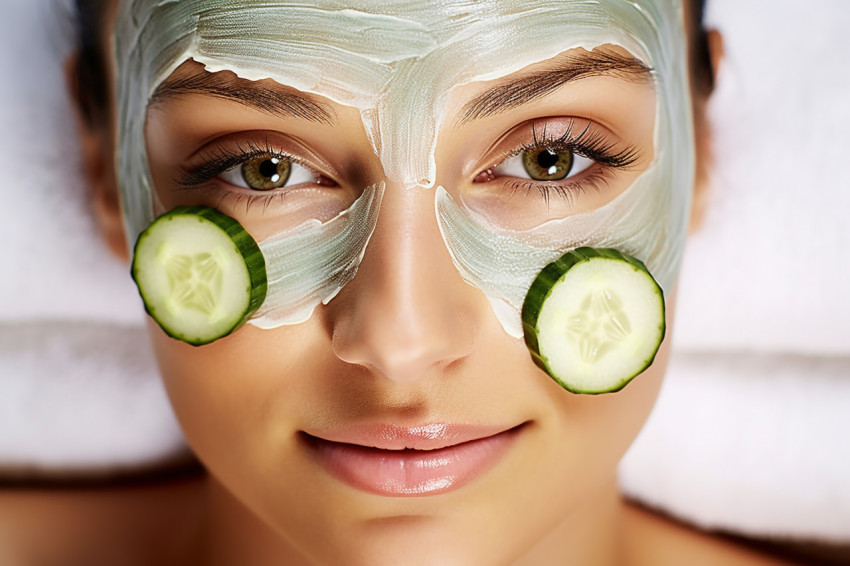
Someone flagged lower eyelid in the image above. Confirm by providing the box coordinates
[214,190,285,216]
[502,179,584,210]
[501,168,613,205]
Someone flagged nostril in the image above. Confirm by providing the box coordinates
[325,181,481,383]
[330,311,475,383]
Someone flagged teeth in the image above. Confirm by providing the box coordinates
[368,445,444,452]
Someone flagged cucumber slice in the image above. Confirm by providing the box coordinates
[131,207,267,346]
[522,247,665,394]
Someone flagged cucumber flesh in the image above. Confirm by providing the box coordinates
[522,247,665,394]
[131,207,267,346]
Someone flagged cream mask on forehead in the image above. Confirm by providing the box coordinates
[114,0,693,331]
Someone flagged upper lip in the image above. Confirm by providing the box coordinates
[301,422,525,451]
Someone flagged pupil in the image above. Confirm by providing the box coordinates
[258,158,279,179]
[537,150,559,169]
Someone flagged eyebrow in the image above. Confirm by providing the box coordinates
[458,51,653,124]
[149,69,336,125]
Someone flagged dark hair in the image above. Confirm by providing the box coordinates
[688,0,714,96]
[72,0,713,127]
[72,0,110,126]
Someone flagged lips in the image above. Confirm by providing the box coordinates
[302,423,525,496]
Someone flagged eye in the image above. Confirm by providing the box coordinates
[218,153,317,191]
[492,147,594,182]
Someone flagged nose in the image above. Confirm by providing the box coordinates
[328,183,479,382]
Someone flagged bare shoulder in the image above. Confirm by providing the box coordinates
[622,500,800,566]
[0,474,206,566]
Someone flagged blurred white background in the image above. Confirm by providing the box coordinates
[0,0,848,549]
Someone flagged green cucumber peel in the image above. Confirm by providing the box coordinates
[521,247,666,394]
[131,206,267,346]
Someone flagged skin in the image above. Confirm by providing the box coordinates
[0,3,797,566]
[140,47,662,566]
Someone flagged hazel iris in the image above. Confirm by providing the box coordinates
[522,148,574,181]
[240,155,291,190]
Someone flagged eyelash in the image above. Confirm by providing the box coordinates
[174,138,323,212]
[172,122,637,212]
[487,121,639,206]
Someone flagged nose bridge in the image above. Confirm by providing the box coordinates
[329,182,478,381]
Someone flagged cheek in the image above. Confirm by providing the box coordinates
[528,316,670,499]
[147,319,331,478]
[523,291,676,509]
[144,285,673,564]
[549,326,669,466]
[149,293,671,472]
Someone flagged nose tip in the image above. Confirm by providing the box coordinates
[328,184,479,383]
[331,304,473,381]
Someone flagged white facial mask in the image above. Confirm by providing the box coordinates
[433,0,693,336]
[437,165,678,338]
[252,183,383,328]
[113,0,693,332]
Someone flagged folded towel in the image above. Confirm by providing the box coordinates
[620,0,850,543]
[0,0,189,477]
[621,352,850,542]
[0,322,189,477]
[671,0,850,356]
[0,0,848,544]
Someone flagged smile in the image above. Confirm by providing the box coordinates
[301,422,527,496]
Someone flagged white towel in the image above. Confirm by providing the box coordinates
[0,0,189,476]
[621,352,850,542]
[672,0,850,355]
[0,0,848,543]
[620,0,850,543]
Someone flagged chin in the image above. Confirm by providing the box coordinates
[306,513,522,566]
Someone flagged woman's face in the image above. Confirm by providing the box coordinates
[105,1,693,563]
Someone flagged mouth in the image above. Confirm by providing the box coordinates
[301,422,528,497]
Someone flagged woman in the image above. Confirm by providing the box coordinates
[0,0,796,564]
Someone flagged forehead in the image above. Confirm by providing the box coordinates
[114,0,693,304]
[118,1,681,113]
[115,0,685,233]
[125,0,673,82]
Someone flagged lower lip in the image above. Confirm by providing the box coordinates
[304,427,523,497]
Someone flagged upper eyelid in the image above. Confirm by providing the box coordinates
[486,120,640,175]
[180,127,340,172]
[173,120,638,189]
[207,141,313,170]
[175,142,323,188]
